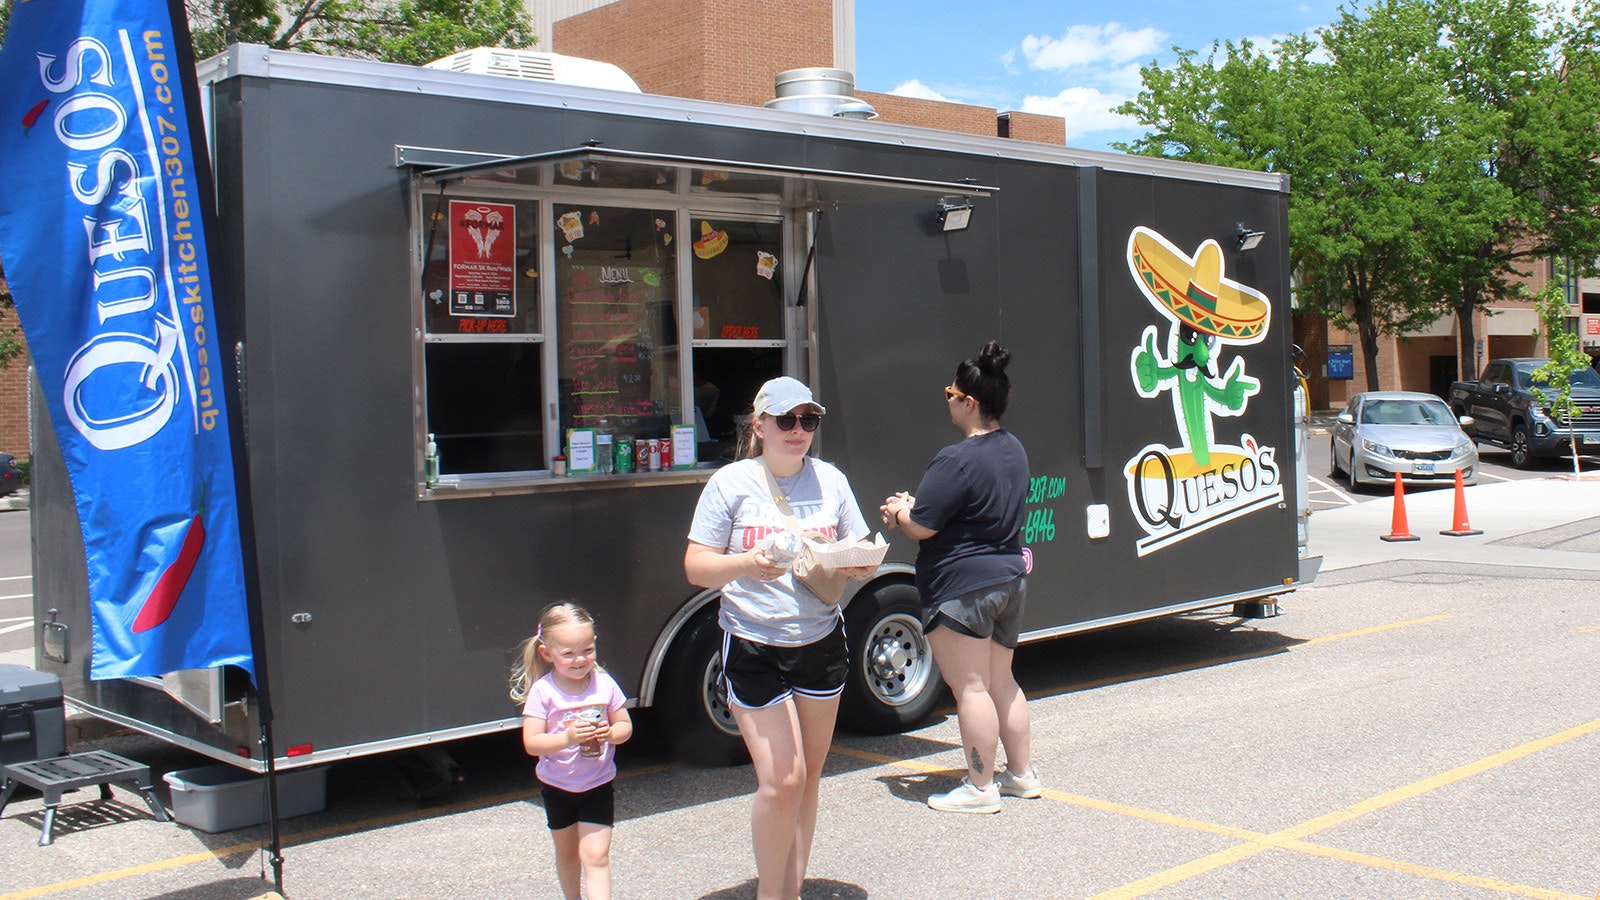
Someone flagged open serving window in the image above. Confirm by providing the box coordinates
[408,146,994,497]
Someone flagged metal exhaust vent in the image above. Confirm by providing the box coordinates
[764,67,877,120]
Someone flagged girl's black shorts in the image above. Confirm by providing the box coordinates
[538,778,615,830]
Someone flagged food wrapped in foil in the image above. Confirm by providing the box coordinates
[759,530,805,567]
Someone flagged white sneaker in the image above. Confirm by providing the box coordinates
[927,779,1001,814]
[997,767,1042,799]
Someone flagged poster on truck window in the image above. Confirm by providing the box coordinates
[449,200,516,317]
[0,0,256,680]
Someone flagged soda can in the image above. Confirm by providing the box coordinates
[657,437,673,470]
[639,439,655,472]
[647,440,661,471]
[615,437,635,473]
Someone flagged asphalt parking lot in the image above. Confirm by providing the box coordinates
[6,484,1600,899]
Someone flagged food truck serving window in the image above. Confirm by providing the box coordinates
[410,147,993,497]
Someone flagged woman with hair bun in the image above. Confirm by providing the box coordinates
[880,340,1036,815]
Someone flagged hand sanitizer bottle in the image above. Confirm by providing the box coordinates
[424,433,440,485]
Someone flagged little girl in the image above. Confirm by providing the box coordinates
[511,602,633,900]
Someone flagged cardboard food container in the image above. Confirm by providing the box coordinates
[163,763,328,833]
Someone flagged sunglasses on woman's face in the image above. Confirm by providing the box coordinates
[771,413,822,433]
[944,386,969,402]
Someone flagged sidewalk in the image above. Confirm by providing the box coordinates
[1306,475,1600,573]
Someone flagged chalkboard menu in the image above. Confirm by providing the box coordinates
[555,206,680,442]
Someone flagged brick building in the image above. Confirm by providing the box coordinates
[540,0,1065,145]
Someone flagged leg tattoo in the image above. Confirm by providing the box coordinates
[970,746,984,775]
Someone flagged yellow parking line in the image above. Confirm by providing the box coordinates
[0,762,676,900]
[1303,614,1453,645]
[1045,613,1454,698]
[1087,717,1600,899]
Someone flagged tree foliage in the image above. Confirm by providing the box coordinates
[1531,279,1590,478]
[184,0,536,63]
[1115,0,1600,391]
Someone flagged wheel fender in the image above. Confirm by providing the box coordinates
[638,589,722,709]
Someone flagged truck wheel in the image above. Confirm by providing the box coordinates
[1510,424,1534,469]
[657,606,748,766]
[840,582,943,734]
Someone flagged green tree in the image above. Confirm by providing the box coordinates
[1116,20,1440,391]
[184,0,535,62]
[1418,0,1600,381]
[1530,280,1590,479]
[1115,0,1600,392]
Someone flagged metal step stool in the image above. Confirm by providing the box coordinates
[0,749,170,845]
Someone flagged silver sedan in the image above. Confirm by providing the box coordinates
[1330,391,1478,489]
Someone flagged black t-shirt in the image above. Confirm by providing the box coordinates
[908,429,1029,603]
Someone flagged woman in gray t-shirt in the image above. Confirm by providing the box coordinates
[685,376,871,900]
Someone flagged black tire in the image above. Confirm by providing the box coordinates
[1328,438,1341,478]
[840,581,943,734]
[656,605,748,766]
[1510,424,1534,469]
[1347,452,1361,491]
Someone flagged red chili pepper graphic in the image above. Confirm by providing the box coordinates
[132,509,207,633]
[21,99,48,133]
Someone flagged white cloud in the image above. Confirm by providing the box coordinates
[889,79,951,102]
[1020,86,1138,141]
[1020,23,1168,72]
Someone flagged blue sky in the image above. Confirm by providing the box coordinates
[854,1,1346,151]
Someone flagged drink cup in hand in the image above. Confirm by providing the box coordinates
[576,707,606,757]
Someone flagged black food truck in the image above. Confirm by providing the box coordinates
[29,45,1316,769]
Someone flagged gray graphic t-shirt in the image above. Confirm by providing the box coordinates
[688,457,868,646]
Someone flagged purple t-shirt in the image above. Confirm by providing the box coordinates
[522,670,628,792]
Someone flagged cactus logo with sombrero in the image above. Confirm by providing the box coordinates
[1123,226,1283,556]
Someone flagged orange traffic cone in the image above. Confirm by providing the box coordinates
[1379,472,1419,542]
[1440,468,1482,537]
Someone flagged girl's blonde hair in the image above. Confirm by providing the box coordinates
[509,601,597,702]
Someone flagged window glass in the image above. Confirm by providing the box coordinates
[425,342,544,474]
[422,195,540,335]
[691,346,783,464]
[554,205,681,447]
[689,219,783,341]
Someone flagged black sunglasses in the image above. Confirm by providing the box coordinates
[771,413,822,433]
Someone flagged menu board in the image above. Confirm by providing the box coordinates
[560,263,673,432]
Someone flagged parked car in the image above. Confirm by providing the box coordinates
[1447,358,1600,468]
[0,453,21,497]
[1330,391,1478,489]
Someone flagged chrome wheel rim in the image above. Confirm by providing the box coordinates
[700,653,740,736]
[862,612,934,707]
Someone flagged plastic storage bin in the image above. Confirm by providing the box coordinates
[0,664,65,766]
[163,763,327,833]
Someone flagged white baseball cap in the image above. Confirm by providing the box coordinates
[752,376,825,416]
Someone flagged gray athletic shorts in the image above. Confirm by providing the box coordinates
[922,575,1027,649]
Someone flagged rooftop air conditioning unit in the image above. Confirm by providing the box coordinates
[425,48,641,93]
